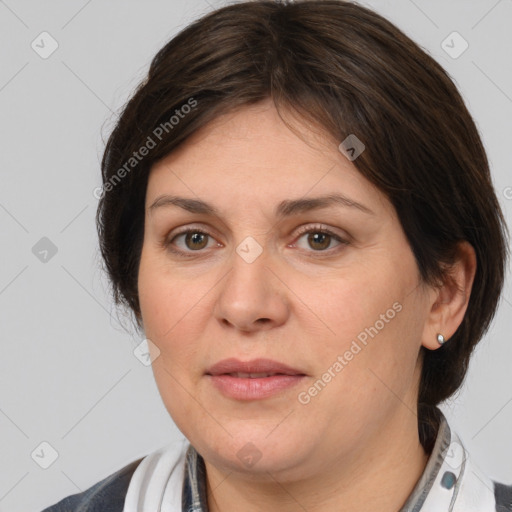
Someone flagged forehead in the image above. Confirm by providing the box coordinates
[146,102,391,217]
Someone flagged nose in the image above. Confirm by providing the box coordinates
[213,246,290,333]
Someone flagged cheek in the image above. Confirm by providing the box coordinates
[138,249,205,343]
[303,259,423,388]
[297,268,394,347]
[138,259,206,425]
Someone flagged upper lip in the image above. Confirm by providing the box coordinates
[206,358,306,376]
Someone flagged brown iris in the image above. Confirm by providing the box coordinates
[185,232,209,250]
[307,232,331,251]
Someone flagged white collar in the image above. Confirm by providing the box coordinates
[400,420,496,511]
[123,438,188,512]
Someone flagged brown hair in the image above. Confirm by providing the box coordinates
[96,0,509,451]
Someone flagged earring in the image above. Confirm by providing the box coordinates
[437,333,446,345]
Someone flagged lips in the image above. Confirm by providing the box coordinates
[206,358,306,377]
[205,358,306,400]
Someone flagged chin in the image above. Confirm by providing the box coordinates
[194,429,312,478]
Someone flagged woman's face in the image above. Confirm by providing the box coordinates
[138,100,435,480]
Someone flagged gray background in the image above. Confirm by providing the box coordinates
[0,1,510,510]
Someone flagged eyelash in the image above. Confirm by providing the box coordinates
[164,224,349,258]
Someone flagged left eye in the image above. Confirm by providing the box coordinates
[294,229,345,251]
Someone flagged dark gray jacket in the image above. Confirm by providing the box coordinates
[41,458,143,512]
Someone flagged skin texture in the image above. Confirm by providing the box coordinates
[137,100,476,512]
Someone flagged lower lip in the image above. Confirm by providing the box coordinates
[207,374,305,400]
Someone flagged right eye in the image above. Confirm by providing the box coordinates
[166,229,221,256]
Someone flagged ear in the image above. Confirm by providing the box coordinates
[421,241,477,350]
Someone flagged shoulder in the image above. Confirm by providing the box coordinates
[40,456,144,512]
[494,480,512,512]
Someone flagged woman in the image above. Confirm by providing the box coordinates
[42,0,511,511]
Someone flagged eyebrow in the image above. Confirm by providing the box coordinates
[148,193,375,217]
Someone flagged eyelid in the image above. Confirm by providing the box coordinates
[167,223,222,242]
[293,223,347,240]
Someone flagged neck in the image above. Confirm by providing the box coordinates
[204,409,431,512]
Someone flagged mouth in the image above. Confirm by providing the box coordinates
[205,358,307,400]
